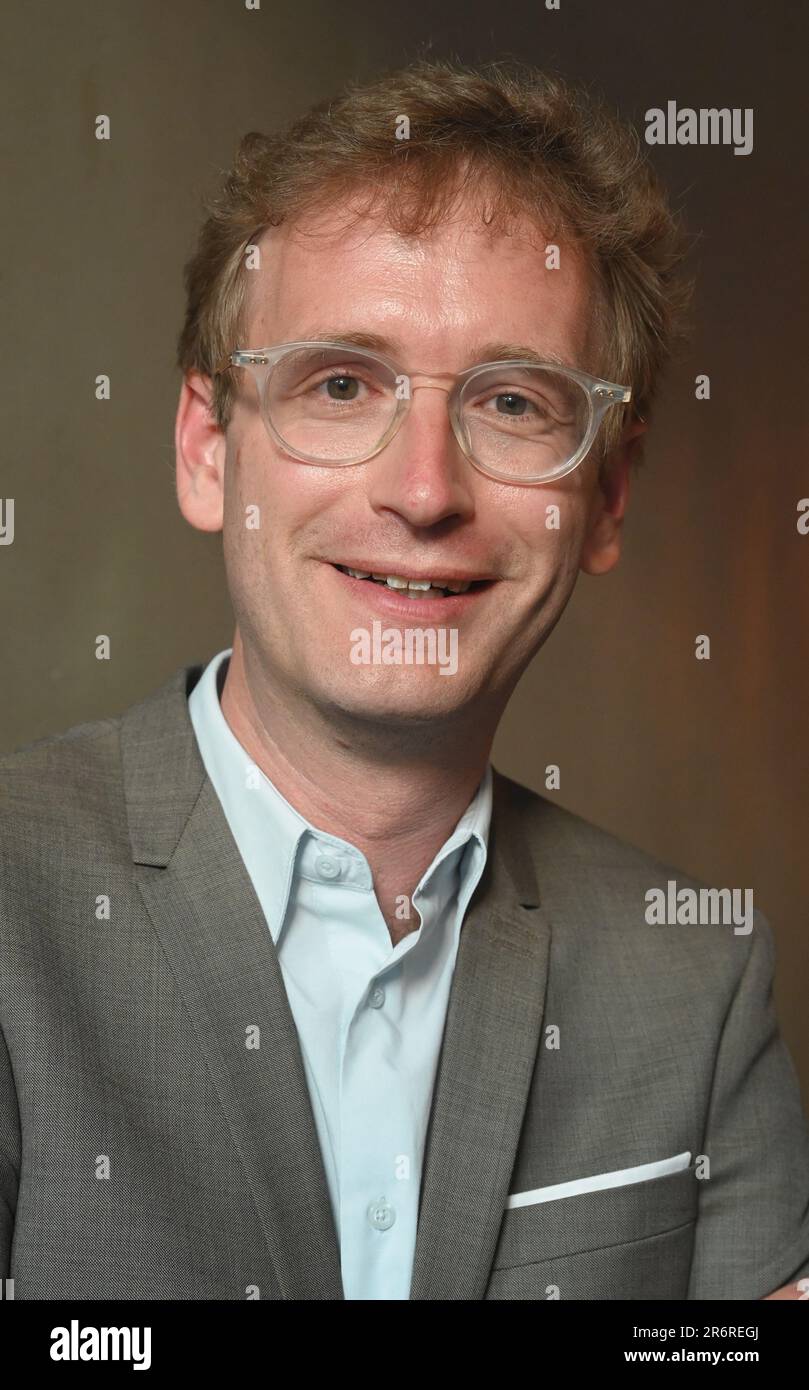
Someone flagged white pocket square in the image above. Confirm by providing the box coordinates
[506,1150,692,1209]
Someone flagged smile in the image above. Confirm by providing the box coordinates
[333,564,489,599]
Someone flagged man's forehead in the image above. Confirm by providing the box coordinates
[244,203,598,366]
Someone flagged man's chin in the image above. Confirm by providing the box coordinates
[308,671,479,730]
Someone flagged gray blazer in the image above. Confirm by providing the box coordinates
[1,663,808,1300]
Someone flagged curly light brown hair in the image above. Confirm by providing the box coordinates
[177,58,694,465]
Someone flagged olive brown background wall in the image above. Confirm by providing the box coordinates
[2,0,808,1092]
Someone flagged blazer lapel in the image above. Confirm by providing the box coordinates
[409,771,552,1300]
[120,665,344,1300]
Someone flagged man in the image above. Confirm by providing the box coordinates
[2,59,808,1301]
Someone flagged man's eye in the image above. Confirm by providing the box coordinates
[478,390,545,420]
[304,371,382,403]
[323,374,360,401]
[494,392,532,416]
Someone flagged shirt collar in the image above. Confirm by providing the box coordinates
[188,648,491,942]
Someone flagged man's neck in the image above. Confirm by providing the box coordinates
[219,636,492,943]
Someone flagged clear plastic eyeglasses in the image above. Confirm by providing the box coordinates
[214,339,632,485]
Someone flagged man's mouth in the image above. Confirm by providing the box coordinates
[332,563,490,600]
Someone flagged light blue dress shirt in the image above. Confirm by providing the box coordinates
[188,648,491,1300]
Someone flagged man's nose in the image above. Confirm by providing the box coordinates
[365,386,476,529]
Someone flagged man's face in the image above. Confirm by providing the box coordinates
[184,197,631,732]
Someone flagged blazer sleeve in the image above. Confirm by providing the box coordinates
[687,910,809,1298]
[0,1016,20,1280]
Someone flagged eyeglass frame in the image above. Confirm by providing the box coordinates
[213,339,633,486]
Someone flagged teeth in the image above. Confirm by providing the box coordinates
[339,564,474,594]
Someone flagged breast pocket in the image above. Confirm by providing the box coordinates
[487,1162,699,1300]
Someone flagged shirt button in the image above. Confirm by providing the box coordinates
[369,985,386,1009]
[367,1198,396,1231]
[314,854,341,880]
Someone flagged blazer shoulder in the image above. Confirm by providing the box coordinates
[494,768,674,875]
[0,710,121,817]
[493,769,769,976]
[0,664,198,848]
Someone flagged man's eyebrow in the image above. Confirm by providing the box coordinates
[289,328,575,371]
[296,329,393,354]
[473,342,574,370]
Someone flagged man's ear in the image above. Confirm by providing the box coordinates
[579,416,647,576]
[175,371,227,533]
